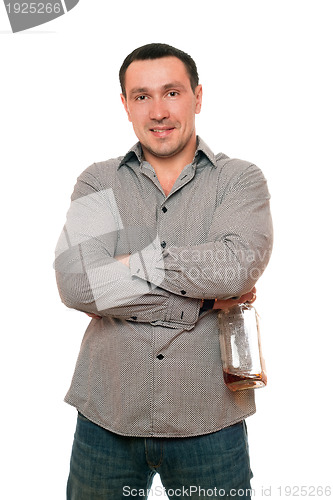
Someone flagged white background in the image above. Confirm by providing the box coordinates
[1,0,332,498]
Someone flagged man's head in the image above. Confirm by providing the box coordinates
[119,43,202,166]
[119,43,199,99]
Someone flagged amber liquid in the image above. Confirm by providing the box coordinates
[223,370,267,392]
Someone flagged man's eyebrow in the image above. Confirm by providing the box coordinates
[129,87,149,96]
[129,82,187,96]
[162,81,187,91]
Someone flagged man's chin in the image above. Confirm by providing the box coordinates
[149,149,180,159]
[143,141,184,159]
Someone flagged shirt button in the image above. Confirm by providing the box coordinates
[156,354,164,360]
[162,206,168,213]
[180,290,187,295]
[161,241,166,249]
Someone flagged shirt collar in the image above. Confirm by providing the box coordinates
[118,136,217,169]
[195,136,218,167]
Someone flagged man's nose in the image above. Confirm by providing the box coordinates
[149,99,170,121]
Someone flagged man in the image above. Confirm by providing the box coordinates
[55,43,273,499]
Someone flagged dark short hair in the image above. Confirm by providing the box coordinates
[119,43,199,97]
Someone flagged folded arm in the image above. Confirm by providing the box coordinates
[54,166,200,327]
[55,161,272,325]
[129,162,273,300]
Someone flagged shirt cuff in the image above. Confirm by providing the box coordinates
[165,294,201,326]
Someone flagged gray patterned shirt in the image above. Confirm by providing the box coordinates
[55,137,273,437]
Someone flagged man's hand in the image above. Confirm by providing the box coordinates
[212,287,256,311]
[115,254,130,267]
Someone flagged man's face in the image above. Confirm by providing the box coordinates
[121,57,202,162]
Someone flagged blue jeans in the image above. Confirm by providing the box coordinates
[67,412,253,499]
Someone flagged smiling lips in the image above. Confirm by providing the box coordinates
[149,127,175,138]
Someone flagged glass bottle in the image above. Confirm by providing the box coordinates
[218,303,267,391]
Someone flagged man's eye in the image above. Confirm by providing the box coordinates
[136,95,148,101]
[168,91,179,97]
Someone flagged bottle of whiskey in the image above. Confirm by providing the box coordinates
[218,303,267,392]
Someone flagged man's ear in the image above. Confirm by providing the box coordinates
[120,94,132,122]
[195,85,203,115]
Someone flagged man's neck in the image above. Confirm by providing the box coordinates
[143,133,196,177]
[143,141,197,196]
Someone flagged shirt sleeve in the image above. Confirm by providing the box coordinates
[129,161,273,299]
[54,164,201,327]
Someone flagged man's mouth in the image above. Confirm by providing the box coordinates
[149,127,175,137]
